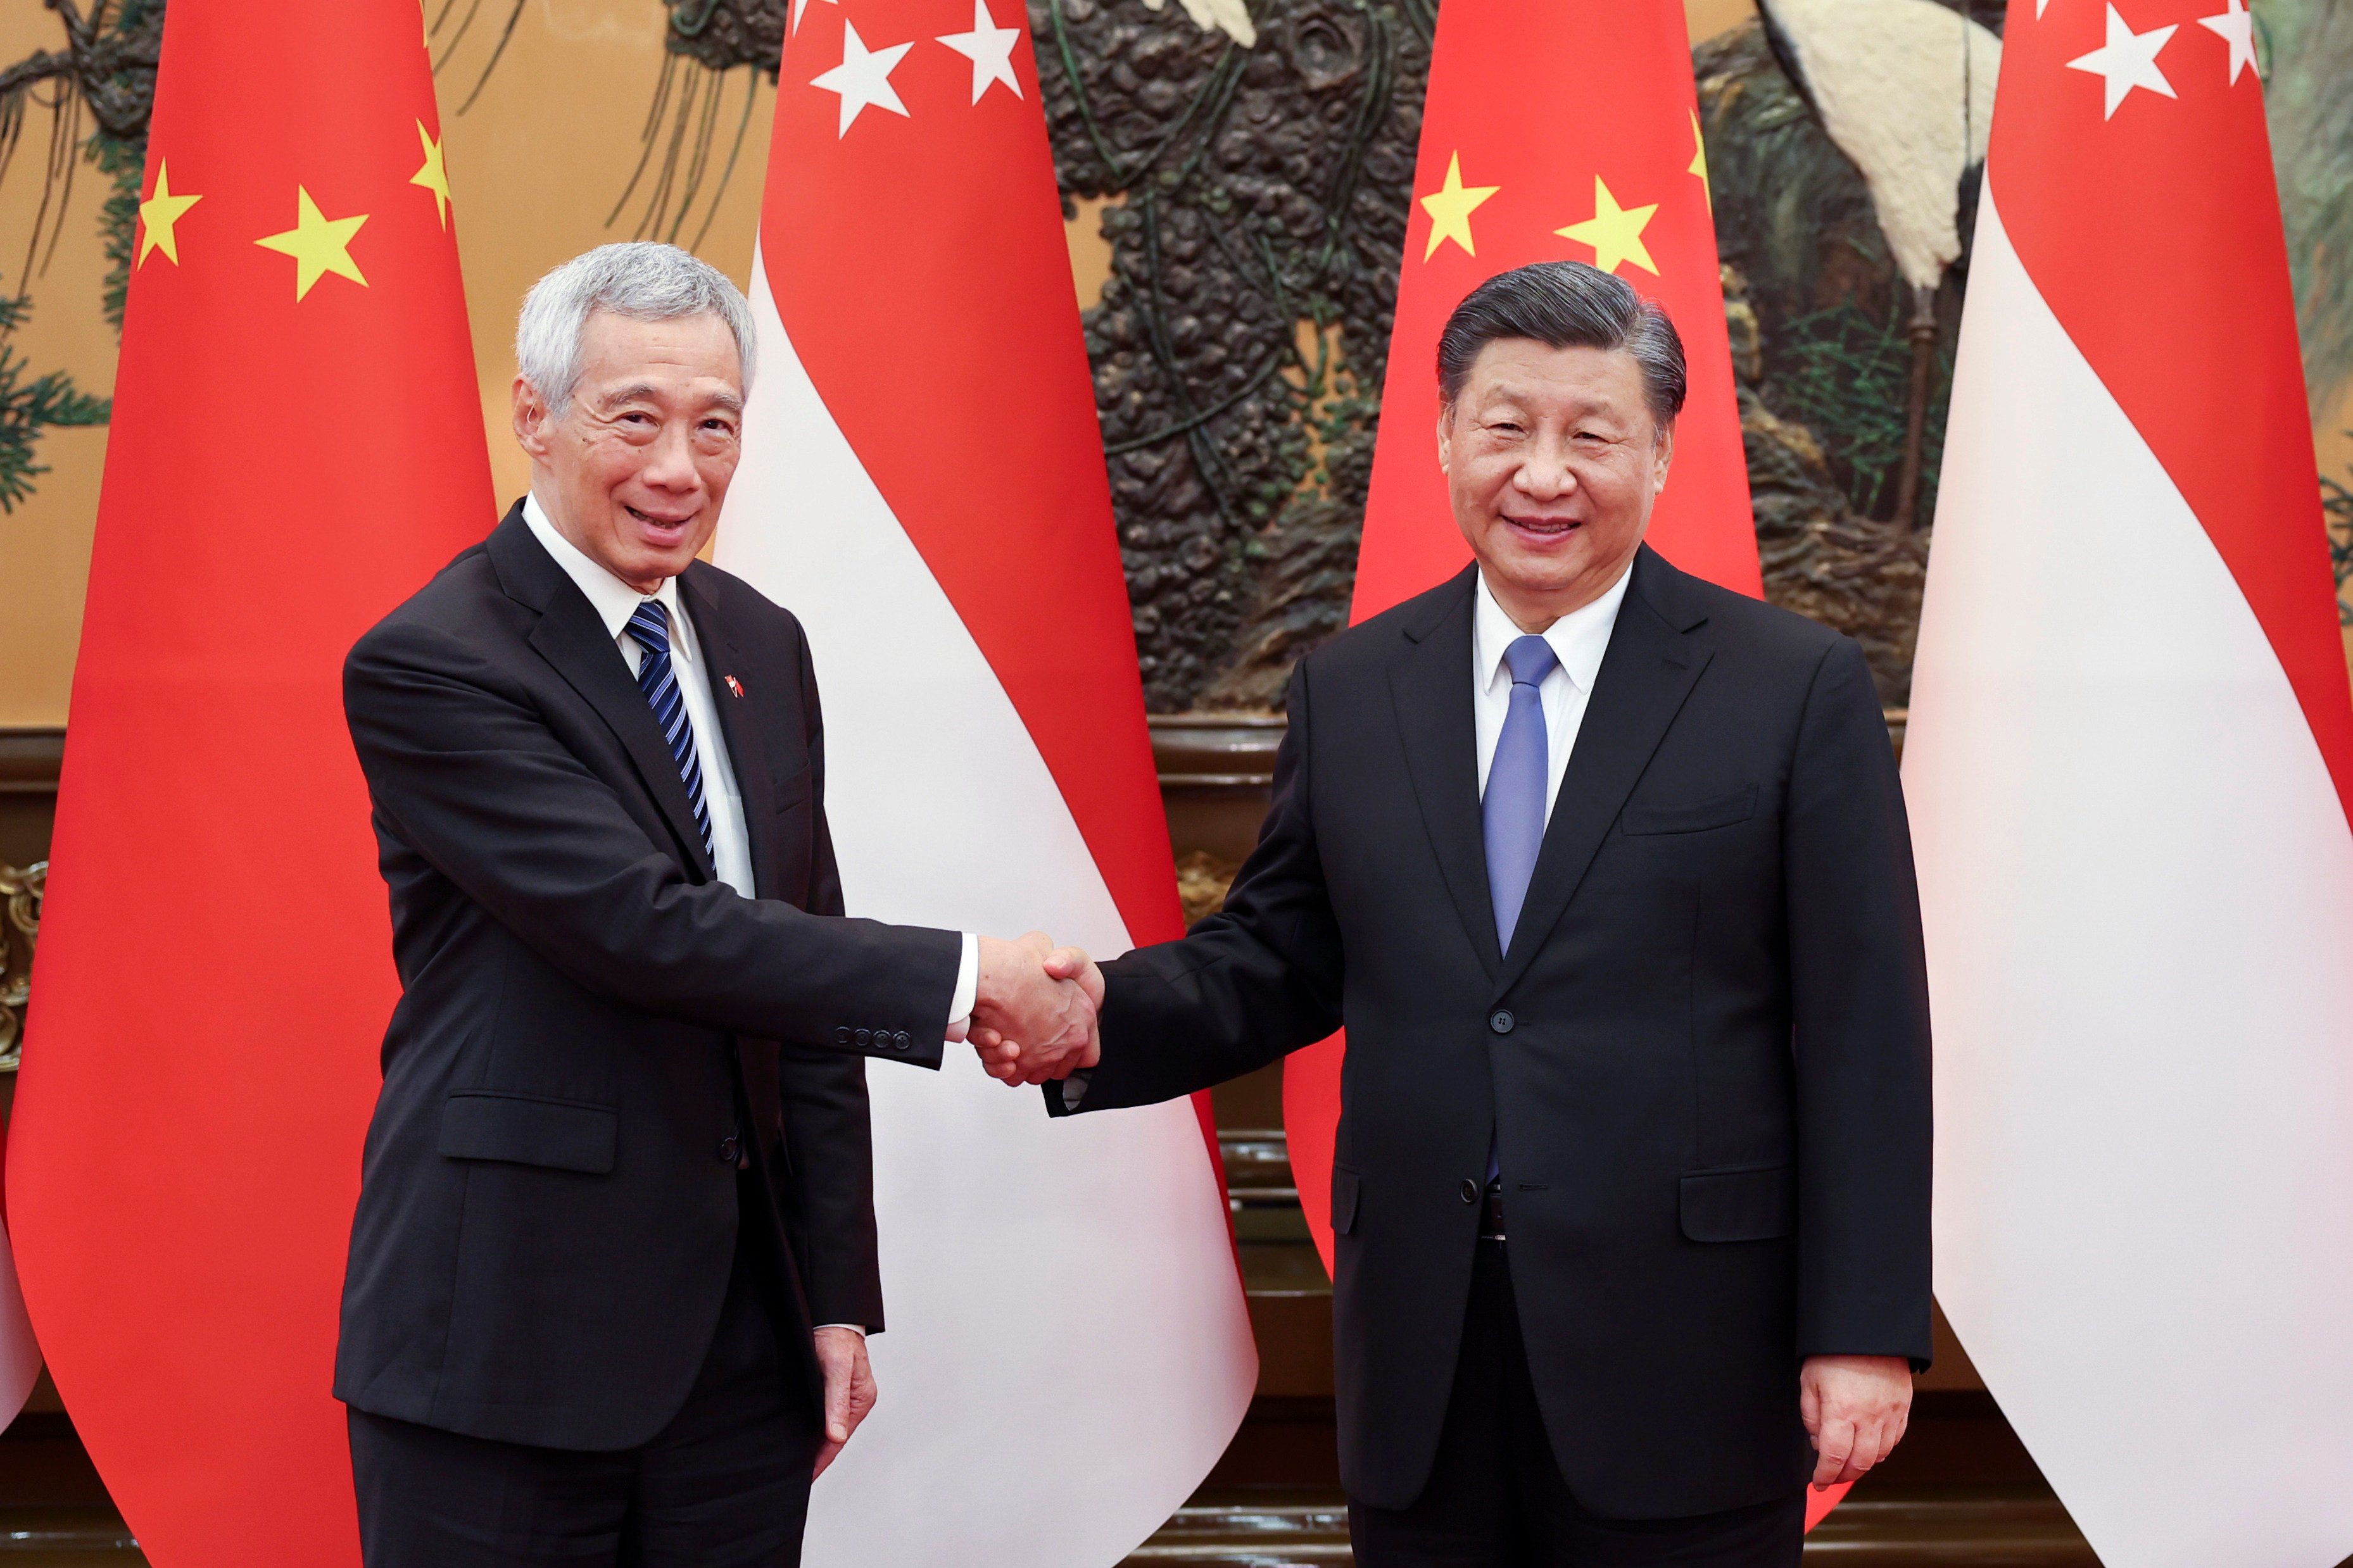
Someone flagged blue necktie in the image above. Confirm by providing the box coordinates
[1486,634,1559,950]
[1482,633,1557,1186]
[626,601,715,869]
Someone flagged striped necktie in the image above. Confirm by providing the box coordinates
[625,600,715,869]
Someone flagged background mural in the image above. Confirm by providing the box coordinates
[0,0,2347,724]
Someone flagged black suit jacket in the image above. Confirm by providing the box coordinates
[334,503,961,1452]
[1051,547,1932,1517]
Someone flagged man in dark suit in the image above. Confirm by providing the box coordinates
[336,242,1096,1568]
[981,261,1932,1565]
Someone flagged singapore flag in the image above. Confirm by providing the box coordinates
[713,0,1256,1562]
[1906,3,2353,1565]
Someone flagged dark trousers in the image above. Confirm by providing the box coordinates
[349,1196,821,1568]
[1350,1241,1805,1568]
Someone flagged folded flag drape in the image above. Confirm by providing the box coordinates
[1905,3,2353,1562]
[8,0,493,1559]
[714,0,1256,1561]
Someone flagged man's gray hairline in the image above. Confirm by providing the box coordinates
[515,242,758,419]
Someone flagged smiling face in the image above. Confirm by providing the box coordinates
[512,308,745,594]
[1437,337,1674,631]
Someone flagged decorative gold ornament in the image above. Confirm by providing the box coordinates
[0,860,44,1074]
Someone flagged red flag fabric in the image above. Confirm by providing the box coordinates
[1282,0,1758,1292]
[8,0,493,1559]
[711,0,1254,1559]
[1908,1,2353,1561]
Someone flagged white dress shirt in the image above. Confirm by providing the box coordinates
[1472,561,1633,824]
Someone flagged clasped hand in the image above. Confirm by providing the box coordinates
[969,933,1102,1086]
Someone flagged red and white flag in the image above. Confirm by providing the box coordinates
[1907,3,2353,1563]
[714,0,1255,1560]
[0,1117,40,1433]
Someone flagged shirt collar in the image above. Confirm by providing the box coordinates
[1473,558,1634,697]
[522,491,686,650]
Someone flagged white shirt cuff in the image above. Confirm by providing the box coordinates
[944,931,980,1042]
[814,1323,866,1336]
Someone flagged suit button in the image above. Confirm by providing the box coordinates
[855,1027,873,1046]
[833,1026,851,1046]
[1489,1009,1515,1035]
[892,1031,912,1051]
[717,1136,740,1163]
[1460,1178,1480,1203]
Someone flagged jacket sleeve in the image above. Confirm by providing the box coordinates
[1047,660,1346,1116]
[344,615,960,1063]
[1784,636,1935,1368]
[778,616,885,1329]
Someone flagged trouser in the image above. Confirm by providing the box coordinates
[349,1189,821,1568]
[1349,1239,1806,1568]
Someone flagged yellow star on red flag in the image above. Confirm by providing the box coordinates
[1419,152,1499,261]
[255,186,370,300]
[1555,177,1660,277]
[137,161,203,268]
[1689,111,1712,213]
[410,122,452,229]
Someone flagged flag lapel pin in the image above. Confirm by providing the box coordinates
[724,675,744,698]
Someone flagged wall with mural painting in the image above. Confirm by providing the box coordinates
[1,0,2347,727]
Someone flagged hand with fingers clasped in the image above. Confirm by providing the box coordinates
[1800,1354,1912,1490]
[968,933,1104,1085]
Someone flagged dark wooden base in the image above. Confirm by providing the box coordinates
[1120,1485,2100,1567]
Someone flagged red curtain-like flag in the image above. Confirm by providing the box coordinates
[8,0,492,1560]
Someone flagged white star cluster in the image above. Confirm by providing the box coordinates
[809,0,1028,137]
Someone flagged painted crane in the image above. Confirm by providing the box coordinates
[1755,0,2002,525]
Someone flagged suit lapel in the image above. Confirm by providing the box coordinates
[1389,568,1503,981]
[1494,546,1713,996]
[491,510,716,881]
[678,570,781,897]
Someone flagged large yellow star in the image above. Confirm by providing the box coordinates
[1688,110,1712,213]
[1419,152,1499,261]
[136,160,202,268]
[410,122,452,230]
[255,186,369,300]
[1555,177,1660,277]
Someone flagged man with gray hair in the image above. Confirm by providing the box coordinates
[984,260,1933,1565]
[332,242,1098,1565]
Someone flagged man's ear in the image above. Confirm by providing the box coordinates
[512,376,552,460]
[1651,418,1676,494]
[1435,405,1454,477]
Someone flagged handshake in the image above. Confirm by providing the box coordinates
[965,932,1104,1086]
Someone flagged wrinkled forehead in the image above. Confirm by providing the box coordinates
[574,310,745,403]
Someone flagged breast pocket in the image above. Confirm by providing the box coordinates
[1621,784,1758,837]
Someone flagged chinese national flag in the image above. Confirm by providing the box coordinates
[1280,0,1779,1512]
[8,0,493,1560]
